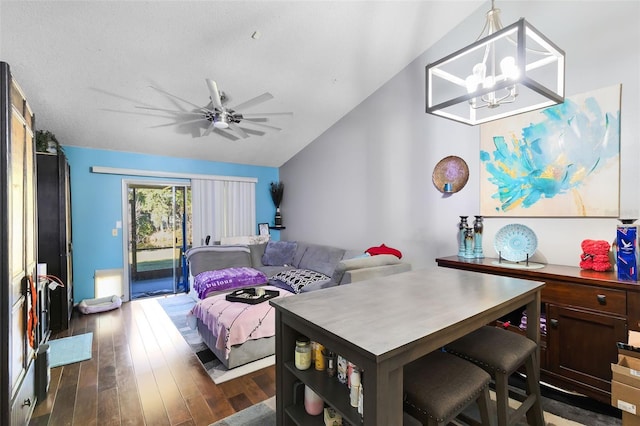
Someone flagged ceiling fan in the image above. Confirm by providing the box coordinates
[137,79,292,140]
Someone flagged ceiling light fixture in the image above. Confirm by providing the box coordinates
[425,0,565,126]
[213,113,229,129]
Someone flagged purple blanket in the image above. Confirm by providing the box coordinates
[193,267,268,299]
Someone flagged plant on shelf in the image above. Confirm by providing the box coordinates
[270,181,284,227]
[35,130,63,154]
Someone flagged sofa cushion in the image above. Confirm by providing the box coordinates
[269,269,331,294]
[292,241,311,268]
[331,254,402,284]
[186,245,252,275]
[262,241,297,266]
[298,244,346,277]
[249,242,268,267]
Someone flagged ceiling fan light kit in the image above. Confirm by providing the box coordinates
[425,1,565,126]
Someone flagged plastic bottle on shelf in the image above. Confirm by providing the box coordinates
[304,385,324,416]
[350,368,361,407]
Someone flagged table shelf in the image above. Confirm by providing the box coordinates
[285,361,362,425]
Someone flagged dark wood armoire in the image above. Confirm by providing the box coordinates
[1,62,39,425]
[36,152,73,332]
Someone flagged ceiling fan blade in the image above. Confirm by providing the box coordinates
[231,93,274,111]
[100,108,175,119]
[202,121,216,137]
[213,128,240,141]
[149,86,210,112]
[206,79,224,110]
[136,106,204,116]
[242,120,282,131]
[228,122,249,139]
[149,118,208,128]
[239,127,266,137]
[242,112,293,117]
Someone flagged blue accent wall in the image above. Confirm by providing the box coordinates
[62,146,279,303]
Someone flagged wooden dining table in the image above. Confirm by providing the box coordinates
[271,266,545,426]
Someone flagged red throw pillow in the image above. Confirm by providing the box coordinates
[365,244,402,259]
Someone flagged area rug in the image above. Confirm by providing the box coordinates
[210,396,276,426]
[48,332,93,368]
[210,393,618,426]
[156,294,275,384]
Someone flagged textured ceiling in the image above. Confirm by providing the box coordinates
[0,0,483,167]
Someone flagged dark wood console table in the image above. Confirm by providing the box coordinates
[436,255,640,404]
[271,267,544,425]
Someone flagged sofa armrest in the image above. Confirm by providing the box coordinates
[340,263,411,284]
[332,254,410,284]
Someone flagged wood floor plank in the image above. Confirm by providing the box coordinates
[129,301,172,426]
[72,360,99,426]
[96,386,121,426]
[47,362,81,425]
[29,296,275,425]
[136,301,192,425]
[115,346,145,426]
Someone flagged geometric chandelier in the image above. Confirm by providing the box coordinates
[426,1,565,125]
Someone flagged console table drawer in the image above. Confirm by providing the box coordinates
[542,282,626,315]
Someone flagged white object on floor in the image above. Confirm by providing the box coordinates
[78,295,122,314]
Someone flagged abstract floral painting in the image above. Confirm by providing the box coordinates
[480,84,621,217]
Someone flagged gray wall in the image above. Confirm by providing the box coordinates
[279,1,640,270]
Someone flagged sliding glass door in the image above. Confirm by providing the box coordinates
[127,183,191,299]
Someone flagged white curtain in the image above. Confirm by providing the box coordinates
[191,178,255,246]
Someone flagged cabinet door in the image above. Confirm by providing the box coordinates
[2,62,37,425]
[547,304,626,392]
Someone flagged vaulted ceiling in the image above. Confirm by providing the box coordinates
[0,0,484,167]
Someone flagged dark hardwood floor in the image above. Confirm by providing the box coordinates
[29,296,275,426]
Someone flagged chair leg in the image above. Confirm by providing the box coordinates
[524,353,545,426]
[494,373,510,426]
[477,386,493,426]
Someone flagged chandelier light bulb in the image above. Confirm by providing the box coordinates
[500,56,520,80]
[473,63,487,80]
[465,75,480,93]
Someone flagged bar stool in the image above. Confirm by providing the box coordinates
[403,350,493,426]
[445,326,545,426]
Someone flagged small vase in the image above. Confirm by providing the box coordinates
[274,207,282,227]
[458,216,468,257]
[464,227,475,259]
[473,215,484,258]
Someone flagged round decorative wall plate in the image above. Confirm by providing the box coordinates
[432,156,469,193]
[494,224,538,262]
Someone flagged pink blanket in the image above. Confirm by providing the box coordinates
[190,285,294,359]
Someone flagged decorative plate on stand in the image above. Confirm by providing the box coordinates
[432,156,469,193]
[494,224,538,262]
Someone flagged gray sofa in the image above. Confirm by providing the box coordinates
[186,240,411,291]
[184,240,411,368]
